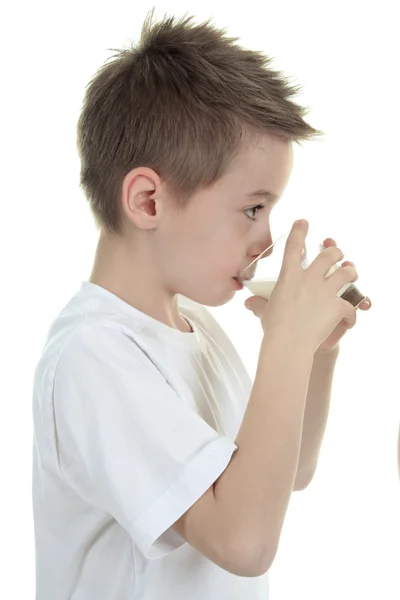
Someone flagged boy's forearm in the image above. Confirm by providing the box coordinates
[398,427,400,480]
[213,334,314,571]
[294,346,340,490]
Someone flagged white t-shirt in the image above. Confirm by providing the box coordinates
[32,281,269,599]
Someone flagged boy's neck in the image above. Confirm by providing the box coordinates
[89,231,193,334]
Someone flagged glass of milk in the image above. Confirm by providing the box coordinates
[238,227,367,308]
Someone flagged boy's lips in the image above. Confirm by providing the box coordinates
[232,277,244,290]
[235,272,255,281]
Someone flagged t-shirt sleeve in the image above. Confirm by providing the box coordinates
[52,323,238,559]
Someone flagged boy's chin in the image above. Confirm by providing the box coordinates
[182,286,237,308]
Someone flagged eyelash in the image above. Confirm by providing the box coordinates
[244,204,265,221]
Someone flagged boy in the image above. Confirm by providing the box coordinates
[32,11,371,600]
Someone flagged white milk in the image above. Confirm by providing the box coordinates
[243,278,277,299]
[243,262,346,301]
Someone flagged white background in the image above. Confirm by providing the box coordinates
[2,1,399,598]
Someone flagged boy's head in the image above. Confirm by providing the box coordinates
[77,12,322,309]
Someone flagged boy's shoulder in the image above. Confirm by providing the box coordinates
[34,283,245,401]
[33,285,219,387]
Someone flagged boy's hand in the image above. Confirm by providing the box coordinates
[244,221,371,354]
[246,291,371,354]
[312,238,371,353]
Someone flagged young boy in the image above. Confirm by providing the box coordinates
[32,11,371,600]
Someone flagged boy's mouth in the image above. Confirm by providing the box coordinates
[235,272,255,282]
[232,277,244,290]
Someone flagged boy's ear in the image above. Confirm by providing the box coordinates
[121,167,162,230]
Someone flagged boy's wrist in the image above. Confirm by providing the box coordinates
[260,331,315,364]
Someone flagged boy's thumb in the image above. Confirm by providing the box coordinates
[245,296,268,316]
[245,298,253,310]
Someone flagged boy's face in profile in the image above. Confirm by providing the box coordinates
[123,134,293,308]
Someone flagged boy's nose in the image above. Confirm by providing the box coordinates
[252,241,274,261]
[260,245,274,259]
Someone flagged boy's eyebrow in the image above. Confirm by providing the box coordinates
[247,190,278,203]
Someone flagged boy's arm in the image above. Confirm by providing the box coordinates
[293,346,340,490]
[173,332,314,577]
[398,426,400,479]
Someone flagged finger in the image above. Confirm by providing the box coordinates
[314,245,345,278]
[341,262,371,310]
[322,238,337,249]
[343,313,357,329]
[342,305,357,329]
[282,219,309,273]
[358,297,372,310]
[245,296,268,317]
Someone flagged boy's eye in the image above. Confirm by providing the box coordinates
[244,204,265,220]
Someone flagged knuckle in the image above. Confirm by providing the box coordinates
[341,265,358,282]
[324,245,344,264]
[349,266,359,281]
[325,246,336,257]
[347,303,356,318]
[279,263,291,281]
[335,247,345,261]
